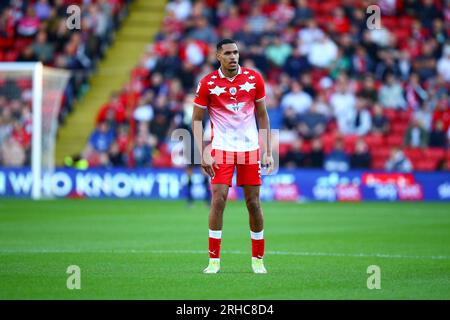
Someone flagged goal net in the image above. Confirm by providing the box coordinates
[0,62,70,199]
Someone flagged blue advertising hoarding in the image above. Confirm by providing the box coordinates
[0,167,450,201]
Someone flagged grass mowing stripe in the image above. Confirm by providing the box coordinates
[0,249,448,260]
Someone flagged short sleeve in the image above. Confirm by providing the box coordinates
[193,78,209,109]
[254,71,266,102]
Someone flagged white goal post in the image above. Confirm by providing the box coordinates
[0,62,70,199]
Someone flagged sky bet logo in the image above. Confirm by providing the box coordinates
[225,102,245,112]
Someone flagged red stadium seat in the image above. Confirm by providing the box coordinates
[372,159,386,170]
[386,135,403,147]
[279,143,292,159]
[390,121,409,135]
[372,146,391,161]
[414,160,437,171]
[404,148,424,162]
[383,109,397,122]
[343,135,358,154]
[424,148,445,162]
[364,133,384,150]
[398,110,412,122]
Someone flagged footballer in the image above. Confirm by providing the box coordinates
[191,39,274,274]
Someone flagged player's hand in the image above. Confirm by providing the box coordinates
[201,158,219,179]
[262,153,274,175]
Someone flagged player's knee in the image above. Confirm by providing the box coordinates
[245,198,261,214]
[212,192,227,207]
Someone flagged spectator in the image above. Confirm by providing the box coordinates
[308,34,338,68]
[32,30,54,63]
[282,139,305,168]
[17,7,40,37]
[265,37,293,68]
[150,96,172,144]
[166,0,192,22]
[282,107,297,131]
[131,134,153,167]
[180,37,208,66]
[292,0,313,26]
[429,120,447,148]
[272,0,295,27]
[385,147,413,172]
[413,102,432,132]
[418,0,442,31]
[108,142,126,167]
[283,47,311,78]
[133,96,155,123]
[350,138,371,169]
[330,77,356,132]
[34,0,51,21]
[413,40,438,81]
[247,5,268,35]
[351,46,373,78]
[398,50,412,81]
[313,91,332,117]
[431,96,450,132]
[297,103,328,139]
[297,19,324,56]
[188,16,218,44]
[280,81,313,115]
[358,74,378,104]
[83,121,115,166]
[405,73,428,111]
[220,6,245,34]
[404,118,429,148]
[329,47,351,79]
[0,136,26,167]
[378,73,407,109]
[437,44,450,82]
[371,103,389,134]
[324,138,350,172]
[337,96,371,136]
[96,92,126,125]
[308,137,324,168]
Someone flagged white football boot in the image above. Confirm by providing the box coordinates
[251,257,267,274]
[203,258,220,274]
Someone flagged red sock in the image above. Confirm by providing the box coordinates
[209,229,222,259]
[251,230,264,259]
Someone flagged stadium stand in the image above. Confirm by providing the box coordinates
[77,0,449,171]
[2,0,449,171]
[0,0,131,166]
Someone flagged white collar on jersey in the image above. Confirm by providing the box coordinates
[218,65,242,80]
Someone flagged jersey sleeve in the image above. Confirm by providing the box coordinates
[193,78,209,109]
[254,71,266,102]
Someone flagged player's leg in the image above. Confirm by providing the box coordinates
[243,185,267,274]
[203,153,234,274]
[203,172,211,206]
[237,152,267,274]
[203,183,229,273]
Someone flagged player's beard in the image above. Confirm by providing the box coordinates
[227,63,238,74]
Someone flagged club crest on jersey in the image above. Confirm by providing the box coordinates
[225,102,245,112]
[229,87,237,95]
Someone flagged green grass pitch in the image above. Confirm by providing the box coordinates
[0,199,449,299]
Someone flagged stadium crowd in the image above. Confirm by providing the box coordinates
[2,0,450,171]
[0,0,130,166]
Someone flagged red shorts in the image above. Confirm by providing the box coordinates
[210,149,261,187]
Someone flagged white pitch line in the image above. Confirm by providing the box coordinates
[0,249,449,260]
